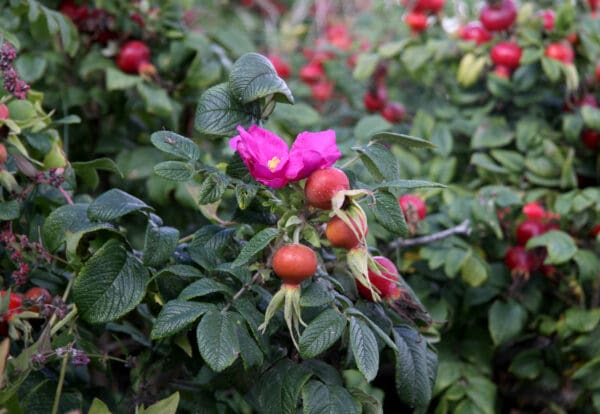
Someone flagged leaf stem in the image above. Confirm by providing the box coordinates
[386,219,472,251]
[51,350,69,414]
[222,272,262,313]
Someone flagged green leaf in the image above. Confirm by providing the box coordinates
[178,278,233,300]
[471,118,514,149]
[541,57,561,82]
[300,279,334,307]
[74,239,149,323]
[143,224,179,267]
[197,172,230,204]
[154,161,195,182]
[488,300,527,345]
[509,350,543,380]
[137,83,173,116]
[464,377,496,414]
[393,326,435,408]
[564,309,600,333]
[574,250,600,282]
[150,131,201,161]
[461,254,488,287]
[581,105,600,130]
[236,325,263,369]
[372,132,436,148]
[195,83,255,138]
[72,158,123,189]
[354,115,392,141]
[371,190,408,237]
[349,317,379,382]
[42,203,117,253]
[526,230,577,265]
[352,53,379,81]
[229,52,293,104]
[196,310,240,372]
[252,360,312,414]
[355,143,399,181]
[273,103,320,126]
[88,189,152,221]
[105,67,141,90]
[151,300,214,339]
[231,228,279,267]
[15,54,47,83]
[88,398,112,414]
[302,380,360,414]
[139,392,179,414]
[0,200,20,220]
[299,308,347,359]
[373,179,446,190]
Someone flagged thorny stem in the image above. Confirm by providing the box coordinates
[386,219,472,251]
[222,272,263,313]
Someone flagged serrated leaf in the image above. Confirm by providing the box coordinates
[273,103,320,126]
[74,239,149,324]
[150,131,201,161]
[251,360,312,414]
[302,381,360,414]
[151,301,214,339]
[88,398,112,414]
[461,254,488,287]
[197,172,230,205]
[371,132,436,148]
[154,161,195,182]
[526,230,577,264]
[178,278,233,300]
[354,115,392,141]
[196,310,240,372]
[0,200,20,220]
[229,52,293,104]
[299,309,347,359]
[355,143,399,181]
[236,325,263,369]
[42,203,117,253]
[471,118,514,149]
[393,326,434,408]
[231,228,279,267]
[139,392,179,414]
[300,279,334,307]
[195,83,256,137]
[235,184,258,210]
[143,224,179,267]
[372,191,408,236]
[349,317,379,382]
[88,189,152,221]
[72,158,123,189]
[488,300,526,345]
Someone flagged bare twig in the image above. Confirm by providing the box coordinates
[222,272,263,313]
[387,219,472,250]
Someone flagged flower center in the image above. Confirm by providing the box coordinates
[267,156,281,172]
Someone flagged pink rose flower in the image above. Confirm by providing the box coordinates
[229,125,341,188]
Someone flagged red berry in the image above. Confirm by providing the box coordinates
[538,10,555,31]
[268,54,291,79]
[399,194,427,221]
[592,224,600,238]
[310,79,334,101]
[516,220,547,246]
[326,23,353,51]
[0,144,7,165]
[522,202,546,221]
[0,103,9,120]
[0,291,23,322]
[116,40,151,74]
[480,0,517,31]
[363,86,388,112]
[326,215,368,250]
[299,62,324,84]
[405,12,428,33]
[545,42,575,64]
[494,65,512,78]
[381,102,407,123]
[596,62,600,82]
[490,42,522,69]
[24,287,52,313]
[460,22,492,45]
[582,130,600,150]
[401,0,445,13]
[504,246,536,274]
[59,0,88,23]
[356,256,402,301]
[304,167,350,210]
[272,244,317,285]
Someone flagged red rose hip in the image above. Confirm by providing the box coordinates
[272,244,317,285]
[304,167,350,210]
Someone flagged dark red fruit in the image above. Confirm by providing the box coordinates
[582,130,600,150]
[522,202,546,221]
[299,62,324,84]
[356,256,401,301]
[0,103,8,120]
[0,143,7,165]
[596,62,600,82]
[538,10,555,31]
[326,23,353,51]
[0,291,23,322]
[516,220,547,246]
[399,194,427,221]
[305,167,350,210]
[272,244,317,285]
[310,79,334,101]
[268,54,291,79]
[592,224,600,238]
[504,246,535,274]
[59,0,88,23]
[405,12,428,33]
[381,102,407,123]
[490,42,522,69]
[363,86,388,112]
[460,22,492,45]
[545,42,575,64]
[326,215,368,250]
[402,0,445,13]
[116,40,151,74]
[480,0,517,31]
[24,287,52,313]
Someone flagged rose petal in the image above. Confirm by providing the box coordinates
[286,129,341,180]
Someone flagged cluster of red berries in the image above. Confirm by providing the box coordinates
[402,0,445,33]
[363,64,407,123]
[59,0,117,44]
[0,42,29,100]
[503,202,560,279]
[569,94,600,152]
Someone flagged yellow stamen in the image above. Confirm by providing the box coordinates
[267,156,281,172]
